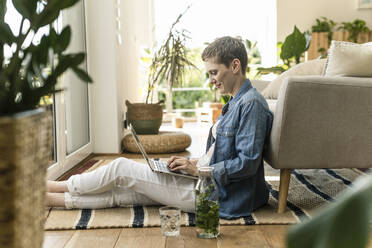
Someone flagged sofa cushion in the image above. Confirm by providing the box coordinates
[262,59,326,99]
[324,40,372,77]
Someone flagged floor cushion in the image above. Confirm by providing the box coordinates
[122,131,191,154]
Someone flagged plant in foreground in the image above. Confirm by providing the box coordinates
[0,0,92,116]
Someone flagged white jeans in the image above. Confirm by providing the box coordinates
[64,157,196,212]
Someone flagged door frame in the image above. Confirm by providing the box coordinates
[47,0,93,180]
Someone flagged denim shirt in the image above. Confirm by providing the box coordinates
[206,79,273,219]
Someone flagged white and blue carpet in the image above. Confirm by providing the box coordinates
[44,159,367,230]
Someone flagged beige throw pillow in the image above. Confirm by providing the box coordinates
[262,59,326,99]
[324,41,372,77]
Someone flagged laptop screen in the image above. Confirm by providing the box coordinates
[129,124,151,165]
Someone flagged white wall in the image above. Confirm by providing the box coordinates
[119,0,155,109]
[277,0,372,41]
[85,0,154,153]
[85,0,121,153]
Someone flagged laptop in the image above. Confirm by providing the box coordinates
[129,124,198,180]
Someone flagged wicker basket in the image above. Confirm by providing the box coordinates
[125,100,163,134]
[0,108,53,248]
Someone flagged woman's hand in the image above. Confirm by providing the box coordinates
[167,156,198,177]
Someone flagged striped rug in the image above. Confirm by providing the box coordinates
[44,159,367,230]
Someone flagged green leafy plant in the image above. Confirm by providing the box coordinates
[281,26,310,65]
[245,39,262,65]
[220,95,231,104]
[287,174,372,248]
[338,19,371,43]
[195,185,220,236]
[245,39,261,78]
[145,6,197,104]
[0,0,92,116]
[317,47,328,59]
[311,17,337,43]
[256,26,310,76]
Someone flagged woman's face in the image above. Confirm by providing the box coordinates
[204,58,240,96]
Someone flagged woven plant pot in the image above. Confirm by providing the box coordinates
[0,108,53,248]
[126,100,163,134]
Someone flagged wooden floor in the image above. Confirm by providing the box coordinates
[44,225,289,248]
[43,122,372,247]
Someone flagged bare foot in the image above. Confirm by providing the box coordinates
[46,192,66,207]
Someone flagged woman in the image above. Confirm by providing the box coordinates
[47,36,273,219]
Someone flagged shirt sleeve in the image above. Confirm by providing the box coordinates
[211,100,271,186]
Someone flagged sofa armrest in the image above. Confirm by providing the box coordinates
[251,79,270,93]
[265,75,372,169]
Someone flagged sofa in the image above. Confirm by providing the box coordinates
[251,40,372,213]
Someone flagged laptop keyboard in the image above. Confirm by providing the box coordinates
[153,160,170,172]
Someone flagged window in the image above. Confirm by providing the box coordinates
[152,0,277,116]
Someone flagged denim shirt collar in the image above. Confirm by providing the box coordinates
[224,79,252,110]
[232,79,252,102]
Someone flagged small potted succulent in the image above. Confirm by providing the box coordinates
[0,0,92,247]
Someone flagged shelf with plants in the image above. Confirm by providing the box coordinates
[308,18,372,60]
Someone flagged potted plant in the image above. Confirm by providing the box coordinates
[127,6,197,134]
[308,18,372,60]
[338,19,371,43]
[256,26,311,76]
[0,0,92,247]
[311,17,337,43]
[308,17,337,59]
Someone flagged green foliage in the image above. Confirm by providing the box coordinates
[287,175,372,248]
[0,0,92,115]
[256,65,288,76]
[256,27,310,77]
[146,6,198,104]
[0,0,6,22]
[281,26,308,64]
[220,95,231,105]
[311,17,371,44]
[180,47,205,87]
[311,17,337,32]
[317,47,328,59]
[158,89,214,116]
[195,185,220,236]
[245,39,262,65]
[338,19,370,43]
[311,17,337,43]
[245,39,261,77]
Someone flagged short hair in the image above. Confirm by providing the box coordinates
[202,36,247,75]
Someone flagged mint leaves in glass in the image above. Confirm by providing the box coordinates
[195,166,220,238]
